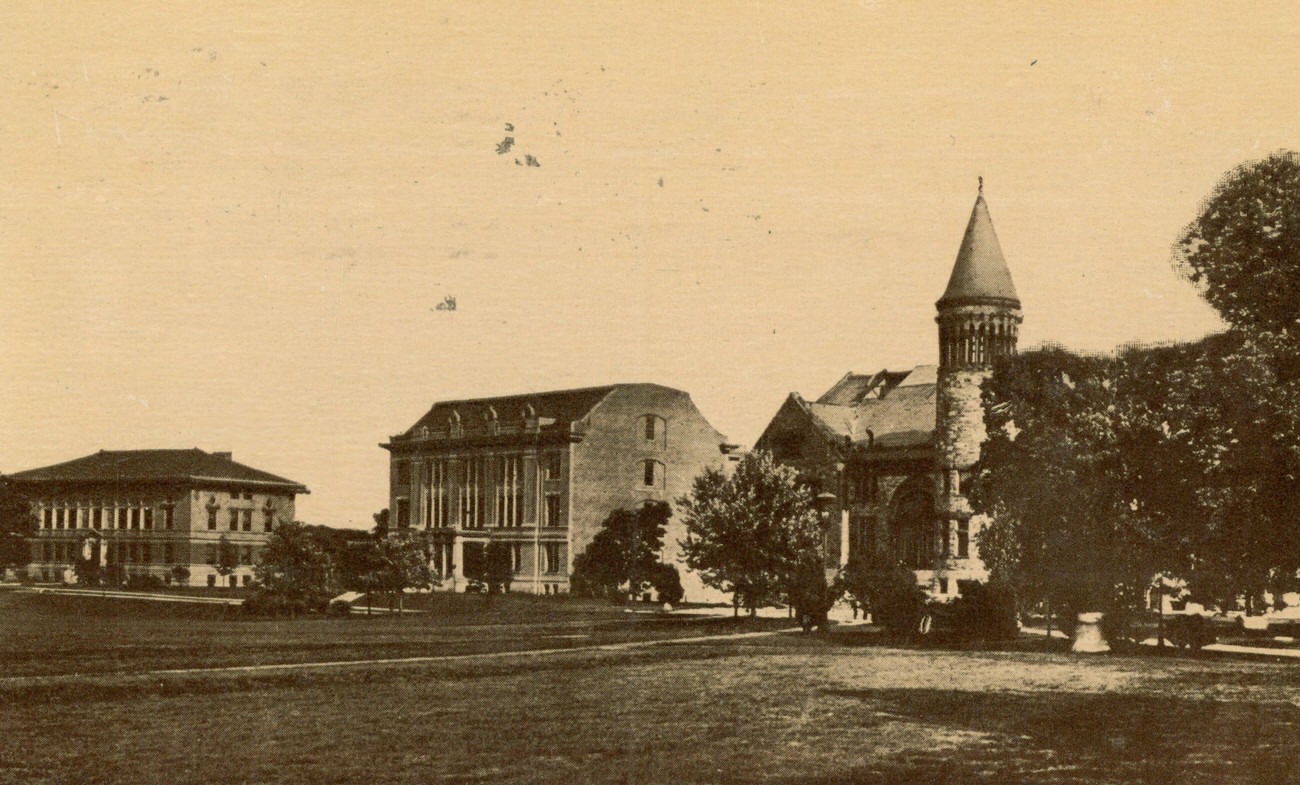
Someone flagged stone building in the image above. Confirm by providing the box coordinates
[381,384,738,599]
[9,449,308,587]
[754,187,1022,597]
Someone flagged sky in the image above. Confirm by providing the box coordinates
[3,1,1294,528]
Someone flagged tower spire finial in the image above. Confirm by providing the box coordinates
[978,175,983,197]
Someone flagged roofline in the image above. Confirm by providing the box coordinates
[421,382,685,409]
[7,472,308,493]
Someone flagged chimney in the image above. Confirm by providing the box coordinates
[213,451,233,461]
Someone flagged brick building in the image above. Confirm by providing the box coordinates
[8,449,308,587]
[381,384,738,600]
[755,186,1023,597]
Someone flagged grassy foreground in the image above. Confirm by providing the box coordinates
[4,591,1300,784]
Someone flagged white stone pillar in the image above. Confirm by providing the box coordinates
[451,537,464,590]
[839,509,850,567]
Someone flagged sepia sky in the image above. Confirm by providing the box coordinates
[3,2,1296,528]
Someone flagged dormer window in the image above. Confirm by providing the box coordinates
[448,410,463,437]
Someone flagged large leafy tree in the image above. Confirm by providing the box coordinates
[0,479,36,574]
[971,348,1174,616]
[373,529,435,612]
[247,520,337,615]
[1170,150,1300,606]
[677,451,823,615]
[1174,151,1300,347]
[571,501,671,601]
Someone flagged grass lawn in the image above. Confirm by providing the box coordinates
[0,590,776,678]
[5,594,1300,784]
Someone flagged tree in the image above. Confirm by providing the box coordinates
[0,479,36,575]
[649,563,684,606]
[372,508,390,539]
[216,535,239,588]
[970,348,1171,618]
[1172,151,1300,608]
[481,540,514,595]
[171,564,191,587]
[677,451,823,615]
[835,550,926,633]
[73,537,103,586]
[570,501,671,601]
[246,521,337,615]
[1174,151,1300,346]
[374,529,435,613]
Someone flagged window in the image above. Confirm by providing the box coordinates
[544,452,562,480]
[243,492,252,501]
[143,508,153,530]
[229,509,239,531]
[395,498,410,529]
[264,508,275,532]
[396,462,411,486]
[242,574,252,587]
[429,461,449,528]
[941,520,951,558]
[55,508,64,529]
[207,575,216,587]
[940,577,950,595]
[207,507,217,530]
[163,505,174,530]
[511,543,523,574]
[957,519,970,559]
[230,489,240,501]
[164,543,174,564]
[44,542,54,562]
[241,546,252,565]
[641,460,664,489]
[638,414,666,447]
[43,508,52,529]
[242,510,252,532]
[206,544,217,565]
[461,458,485,529]
[497,455,523,527]
[130,508,140,530]
[142,543,152,564]
[92,508,102,529]
[544,543,562,574]
[544,494,563,528]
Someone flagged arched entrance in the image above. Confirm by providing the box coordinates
[886,476,938,570]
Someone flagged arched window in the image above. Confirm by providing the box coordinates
[640,459,665,489]
[886,478,938,570]
[448,410,462,437]
[637,414,667,447]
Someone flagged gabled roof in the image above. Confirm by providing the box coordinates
[400,384,649,437]
[6,449,308,491]
[938,194,1020,309]
[802,365,938,450]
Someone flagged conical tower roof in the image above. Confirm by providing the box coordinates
[937,188,1020,309]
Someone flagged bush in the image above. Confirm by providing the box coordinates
[650,564,685,605]
[949,581,1019,642]
[243,583,330,616]
[872,566,928,636]
[327,598,354,617]
[124,573,165,591]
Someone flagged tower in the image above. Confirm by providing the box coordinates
[934,180,1022,564]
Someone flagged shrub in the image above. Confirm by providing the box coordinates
[327,598,354,617]
[650,563,685,605]
[949,581,1019,642]
[124,573,165,591]
[243,583,330,616]
[871,565,928,636]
